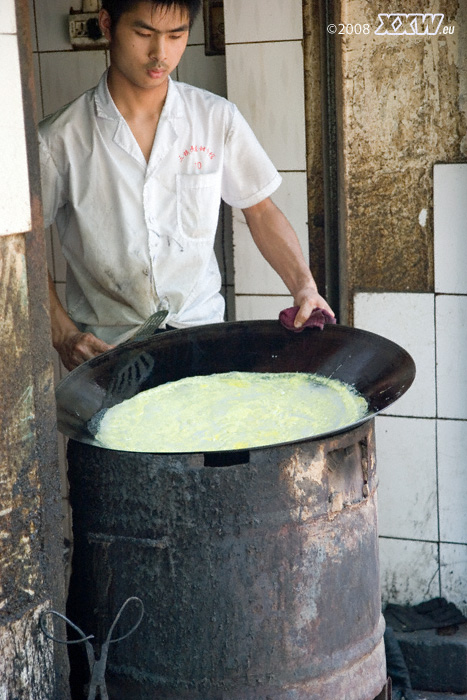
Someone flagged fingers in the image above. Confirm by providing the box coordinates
[59,332,114,371]
[293,299,314,328]
[76,333,113,358]
[294,290,335,329]
[315,295,335,317]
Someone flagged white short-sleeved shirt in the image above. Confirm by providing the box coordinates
[39,71,282,344]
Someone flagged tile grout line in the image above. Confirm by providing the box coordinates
[433,293,442,597]
[378,535,467,547]
[225,39,304,46]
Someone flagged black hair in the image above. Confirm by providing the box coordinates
[101,0,202,29]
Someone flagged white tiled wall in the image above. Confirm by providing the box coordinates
[379,539,440,606]
[441,543,467,613]
[0,0,17,33]
[353,292,436,418]
[233,173,309,295]
[224,0,308,320]
[375,417,438,542]
[224,0,303,44]
[436,294,467,419]
[235,295,292,322]
[226,42,307,172]
[354,164,467,614]
[433,167,467,613]
[434,164,467,294]
[438,420,467,544]
[0,6,31,236]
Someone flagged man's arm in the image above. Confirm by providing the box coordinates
[242,197,334,328]
[48,272,114,371]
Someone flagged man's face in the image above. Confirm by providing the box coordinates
[100,2,190,92]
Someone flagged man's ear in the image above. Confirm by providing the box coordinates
[99,9,112,41]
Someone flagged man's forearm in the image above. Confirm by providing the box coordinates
[48,271,80,349]
[242,197,334,322]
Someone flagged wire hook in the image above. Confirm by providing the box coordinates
[40,597,144,700]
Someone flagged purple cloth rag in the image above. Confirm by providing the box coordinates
[279,306,336,332]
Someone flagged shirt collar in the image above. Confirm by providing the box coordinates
[94,69,119,120]
[94,69,183,122]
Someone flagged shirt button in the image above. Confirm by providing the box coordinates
[143,268,149,276]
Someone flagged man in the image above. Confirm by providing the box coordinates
[40,0,333,371]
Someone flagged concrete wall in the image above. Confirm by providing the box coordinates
[0,0,68,695]
[335,0,466,315]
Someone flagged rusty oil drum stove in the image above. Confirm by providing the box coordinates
[57,321,415,700]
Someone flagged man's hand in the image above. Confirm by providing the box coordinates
[48,272,114,371]
[293,286,335,329]
[56,331,114,371]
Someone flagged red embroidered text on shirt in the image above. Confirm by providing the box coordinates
[179,145,216,163]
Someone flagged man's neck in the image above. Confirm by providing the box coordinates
[106,65,169,121]
[106,66,170,162]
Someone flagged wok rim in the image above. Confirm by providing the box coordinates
[56,320,416,454]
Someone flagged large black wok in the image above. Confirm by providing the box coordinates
[55,320,416,453]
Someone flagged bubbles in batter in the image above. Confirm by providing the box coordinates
[95,371,368,452]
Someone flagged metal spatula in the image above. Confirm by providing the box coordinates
[124,310,169,343]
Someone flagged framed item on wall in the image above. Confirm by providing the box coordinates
[203,0,225,55]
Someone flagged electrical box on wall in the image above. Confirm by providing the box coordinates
[69,10,108,50]
[203,0,225,55]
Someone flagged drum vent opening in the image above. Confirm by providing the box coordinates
[204,450,250,467]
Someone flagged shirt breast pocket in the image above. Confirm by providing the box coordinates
[176,172,222,241]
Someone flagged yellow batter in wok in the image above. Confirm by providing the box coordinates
[95,371,368,452]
